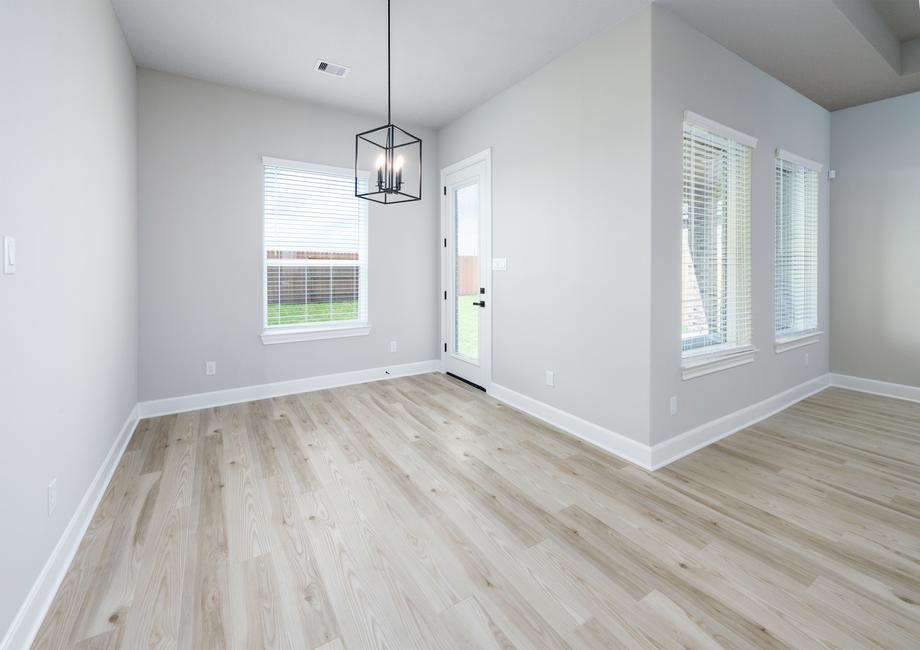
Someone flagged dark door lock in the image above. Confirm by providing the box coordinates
[473,300,485,307]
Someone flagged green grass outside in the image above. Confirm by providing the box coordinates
[456,294,479,359]
[267,300,358,326]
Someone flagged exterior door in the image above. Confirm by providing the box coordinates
[441,150,491,389]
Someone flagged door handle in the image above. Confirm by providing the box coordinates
[472,300,485,307]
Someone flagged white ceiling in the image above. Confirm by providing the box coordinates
[111,0,649,128]
[112,0,920,123]
[655,0,920,111]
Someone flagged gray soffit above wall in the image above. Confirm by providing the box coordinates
[653,0,920,110]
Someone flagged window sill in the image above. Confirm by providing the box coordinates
[775,330,822,354]
[682,346,757,381]
[261,323,371,345]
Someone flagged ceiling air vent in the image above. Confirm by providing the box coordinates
[315,60,350,78]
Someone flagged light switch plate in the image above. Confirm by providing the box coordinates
[3,236,16,274]
[492,258,507,271]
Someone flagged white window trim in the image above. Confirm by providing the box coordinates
[775,149,823,173]
[262,156,363,175]
[682,345,758,381]
[775,329,823,354]
[261,156,370,345]
[680,115,755,368]
[684,111,758,149]
[261,322,371,345]
[774,150,820,348]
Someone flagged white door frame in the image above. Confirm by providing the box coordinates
[440,148,492,390]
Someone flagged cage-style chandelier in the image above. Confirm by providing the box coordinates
[355,0,422,204]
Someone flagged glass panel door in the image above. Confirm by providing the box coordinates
[454,182,480,360]
[441,150,491,390]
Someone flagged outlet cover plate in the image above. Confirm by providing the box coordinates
[3,236,16,274]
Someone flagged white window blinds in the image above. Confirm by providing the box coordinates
[263,158,368,330]
[775,152,819,340]
[681,119,754,359]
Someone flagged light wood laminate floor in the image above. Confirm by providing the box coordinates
[33,375,920,649]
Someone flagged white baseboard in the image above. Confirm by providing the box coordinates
[648,374,831,469]
[137,360,441,418]
[488,383,653,469]
[829,373,920,404]
[1,406,140,650]
[489,375,834,472]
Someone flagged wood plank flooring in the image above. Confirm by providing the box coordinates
[32,375,920,649]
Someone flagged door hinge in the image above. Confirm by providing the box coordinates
[443,238,447,247]
[443,186,447,196]
[444,290,447,300]
[444,343,447,352]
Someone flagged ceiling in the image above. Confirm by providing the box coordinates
[655,0,920,111]
[869,0,920,40]
[112,0,920,124]
[111,0,648,128]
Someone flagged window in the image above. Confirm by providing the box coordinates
[681,112,756,379]
[775,149,821,352]
[262,158,369,344]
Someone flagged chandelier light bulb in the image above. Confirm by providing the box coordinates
[375,154,385,190]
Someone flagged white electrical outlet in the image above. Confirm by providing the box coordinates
[545,370,554,387]
[48,479,57,516]
[670,396,679,416]
[492,258,507,271]
[206,361,216,376]
[390,341,397,353]
[3,236,16,274]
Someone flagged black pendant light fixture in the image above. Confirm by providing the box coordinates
[355,0,422,204]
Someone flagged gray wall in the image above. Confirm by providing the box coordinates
[648,6,831,444]
[438,11,653,443]
[830,92,920,387]
[138,70,440,400]
[0,0,138,635]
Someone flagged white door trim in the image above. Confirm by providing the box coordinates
[440,148,492,390]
